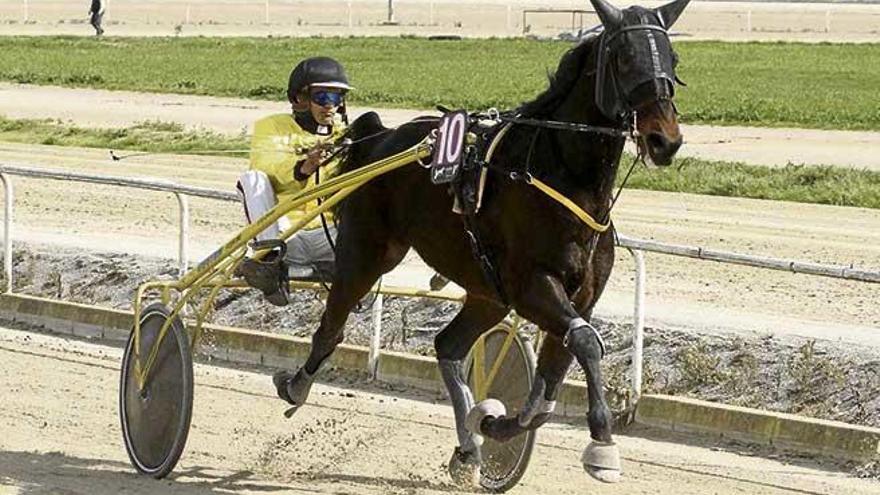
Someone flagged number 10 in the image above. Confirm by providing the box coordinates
[437,112,466,165]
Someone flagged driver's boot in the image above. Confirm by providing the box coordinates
[236,240,290,307]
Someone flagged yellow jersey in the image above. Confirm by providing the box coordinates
[249,113,346,230]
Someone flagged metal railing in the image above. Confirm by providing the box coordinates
[2,163,879,401]
[0,164,238,278]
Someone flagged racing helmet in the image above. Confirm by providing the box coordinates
[287,56,353,105]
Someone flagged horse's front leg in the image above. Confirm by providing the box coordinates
[468,272,620,483]
[470,333,572,440]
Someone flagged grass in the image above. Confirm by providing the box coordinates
[2,115,878,209]
[0,117,249,156]
[0,37,878,130]
[626,156,880,209]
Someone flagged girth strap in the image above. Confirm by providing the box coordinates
[462,213,509,307]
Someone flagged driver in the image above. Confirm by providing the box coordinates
[236,56,351,306]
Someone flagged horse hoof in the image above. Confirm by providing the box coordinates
[272,370,296,403]
[273,368,314,411]
[447,447,481,487]
[581,441,622,484]
[465,399,506,435]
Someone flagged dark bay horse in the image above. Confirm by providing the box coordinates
[274,0,689,486]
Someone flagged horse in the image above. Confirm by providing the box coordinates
[273,0,689,486]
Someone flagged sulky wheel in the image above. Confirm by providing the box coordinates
[119,302,194,478]
[467,320,537,492]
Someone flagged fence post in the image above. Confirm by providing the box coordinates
[264,0,269,24]
[185,4,191,24]
[507,5,512,33]
[825,10,831,33]
[387,0,395,24]
[347,0,353,28]
[368,293,384,378]
[429,1,434,26]
[1,174,13,293]
[175,193,189,275]
[628,248,646,402]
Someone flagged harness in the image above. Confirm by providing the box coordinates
[433,17,676,306]
[430,112,638,306]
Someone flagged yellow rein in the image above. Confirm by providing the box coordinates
[483,122,611,233]
[528,177,611,233]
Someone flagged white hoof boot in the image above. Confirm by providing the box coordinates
[581,441,622,483]
[465,399,507,435]
[448,447,481,487]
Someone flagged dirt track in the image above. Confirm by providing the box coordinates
[1,324,876,495]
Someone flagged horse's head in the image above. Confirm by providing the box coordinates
[591,0,689,166]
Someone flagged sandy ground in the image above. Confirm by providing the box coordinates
[1,324,877,495]
[4,83,880,171]
[1,0,879,42]
[0,139,878,348]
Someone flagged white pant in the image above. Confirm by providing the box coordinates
[236,170,336,277]
[236,170,292,242]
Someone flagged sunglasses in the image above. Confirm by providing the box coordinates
[310,90,344,107]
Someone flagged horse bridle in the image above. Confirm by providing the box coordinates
[596,23,677,122]
[479,21,680,236]
[503,19,677,142]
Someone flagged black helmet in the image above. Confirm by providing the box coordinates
[287,57,353,103]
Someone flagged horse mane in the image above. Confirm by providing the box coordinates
[517,35,599,118]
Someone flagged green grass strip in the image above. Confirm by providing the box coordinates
[626,156,880,209]
[0,116,249,157]
[0,37,878,131]
[2,115,877,209]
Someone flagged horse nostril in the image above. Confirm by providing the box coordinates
[647,133,682,155]
[668,136,683,155]
[646,133,667,153]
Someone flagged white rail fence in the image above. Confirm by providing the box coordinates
[1,163,878,400]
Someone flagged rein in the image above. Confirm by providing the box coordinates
[499,115,630,139]
[491,110,642,234]
[485,23,673,235]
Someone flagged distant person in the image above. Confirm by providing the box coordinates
[89,0,105,36]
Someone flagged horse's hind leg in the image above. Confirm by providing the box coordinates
[274,220,407,414]
[434,298,508,486]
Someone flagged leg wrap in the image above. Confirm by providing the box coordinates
[273,366,315,408]
[274,355,327,407]
[518,374,557,428]
[439,359,480,453]
[564,317,606,358]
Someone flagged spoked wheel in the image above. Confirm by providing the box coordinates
[467,319,537,492]
[119,302,194,478]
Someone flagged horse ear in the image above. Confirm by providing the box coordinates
[655,0,691,28]
[588,0,622,30]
